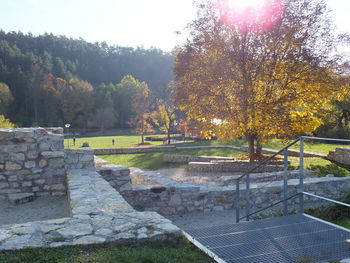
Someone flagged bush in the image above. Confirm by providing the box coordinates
[308,163,349,177]
[306,191,350,222]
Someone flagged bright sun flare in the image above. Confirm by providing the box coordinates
[227,0,265,10]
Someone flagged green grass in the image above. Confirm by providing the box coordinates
[64,134,166,148]
[0,238,215,263]
[102,148,246,170]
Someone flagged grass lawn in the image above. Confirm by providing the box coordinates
[64,134,165,148]
[102,148,246,170]
[0,238,214,263]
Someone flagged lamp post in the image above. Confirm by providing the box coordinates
[65,124,71,148]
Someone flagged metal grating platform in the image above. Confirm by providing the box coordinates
[184,214,350,263]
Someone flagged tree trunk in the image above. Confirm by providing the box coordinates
[247,134,255,162]
[256,139,262,156]
[167,129,171,144]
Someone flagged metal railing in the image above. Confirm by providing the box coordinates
[235,136,350,223]
[235,138,302,222]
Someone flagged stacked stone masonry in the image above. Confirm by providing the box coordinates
[328,147,350,165]
[65,148,95,170]
[101,166,350,216]
[0,128,66,200]
[163,154,235,163]
[0,169,180,250]
[187,160,286,173]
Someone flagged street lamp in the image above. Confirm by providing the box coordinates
[65,124,71,148]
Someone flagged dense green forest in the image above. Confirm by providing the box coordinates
[0,30,173,128]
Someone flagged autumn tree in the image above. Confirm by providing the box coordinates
[132,80,153,144]
[152,99,177,144]
[173,0,349,160]
[60,78,94,129]
[0,115,15,128]
[0,82,13,115]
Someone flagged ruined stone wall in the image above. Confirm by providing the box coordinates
[0,128,66,199]
[328,147,350,165]
[64,148,95,170]
[120,176,350,215]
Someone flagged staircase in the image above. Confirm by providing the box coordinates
[184,136,350,263]
[184,214,350,263]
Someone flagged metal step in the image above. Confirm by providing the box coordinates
[184,214,350,263]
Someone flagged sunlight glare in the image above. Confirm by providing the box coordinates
[218,0,284,33]
[227,0,265,10]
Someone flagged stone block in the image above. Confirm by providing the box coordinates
[5,162,22,170]
[39,159,47,168]
[24,161,36,169]
[21,181,32,187]
[41,151,65,158]
[8,193,35,205]
[9,153,25,161]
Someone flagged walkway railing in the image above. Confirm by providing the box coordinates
[235,136,350,223]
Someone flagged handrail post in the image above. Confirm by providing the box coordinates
[246,173,250,221]
[299,137,304,214]
[283,148,288,216]
[236,180,240,223]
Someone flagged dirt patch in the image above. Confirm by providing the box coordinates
[0,196,70,226]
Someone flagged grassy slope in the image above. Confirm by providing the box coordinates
[0,238,215,263]
[102,148,246,170]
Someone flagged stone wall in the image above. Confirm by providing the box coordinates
[94,145,326,158]
[121,177,350,215]
[0,128,66,200]
[188,160,285,173]
[94,146,176,155]
[328,147,350,165]
[64,148,95,170]
[0,169,180,250]
[97,167,132,191]
[163,154,235,163]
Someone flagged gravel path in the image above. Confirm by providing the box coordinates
[0,196,70,226]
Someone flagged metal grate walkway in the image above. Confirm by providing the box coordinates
[184,214,350,263]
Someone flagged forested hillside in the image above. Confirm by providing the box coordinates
[0,30,173,128]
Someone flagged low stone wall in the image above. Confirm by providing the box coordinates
[188,160,285,173]
[121,176,350,215]
[94,144,326,158]
[328,148,350,165]
[64,148,95,170]
[220,170,317,185]
[97,167,132,191]
[94,146,176,155]
[0,169,180,250]
[0,128,66,200]
[163,154,235,163]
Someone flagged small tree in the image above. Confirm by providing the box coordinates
[0,83,13,115]
[152,99,177,144]
[132,81,153,144]
[0,115,15,128]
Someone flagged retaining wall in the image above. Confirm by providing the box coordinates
[188,160,285,173]
[328,148,350,165]
[163,154,235,163]
[121,176,350,215]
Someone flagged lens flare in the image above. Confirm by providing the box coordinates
[217,0,284,33]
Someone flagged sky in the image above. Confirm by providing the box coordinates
[0,0,349,51]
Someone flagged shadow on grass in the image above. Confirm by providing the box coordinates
[0,237,214,263]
